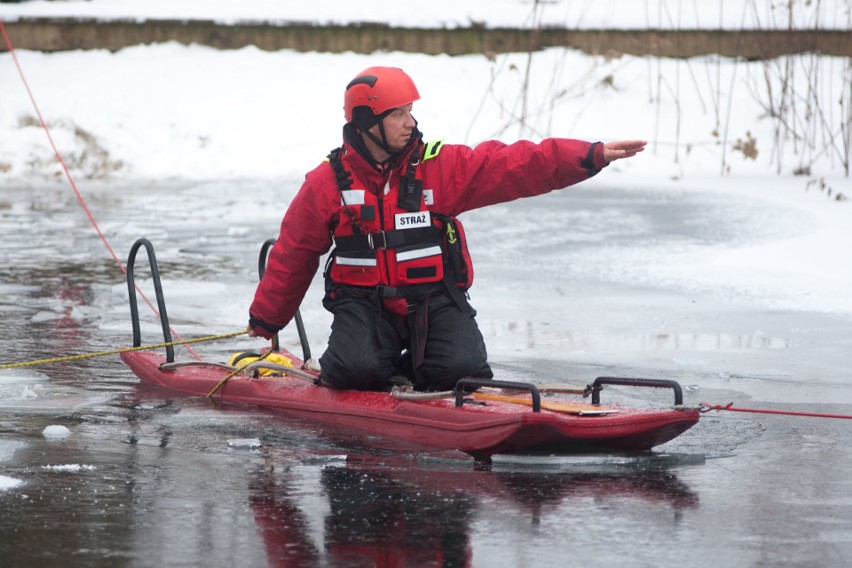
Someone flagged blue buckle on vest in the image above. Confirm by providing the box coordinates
[368,231,387,250]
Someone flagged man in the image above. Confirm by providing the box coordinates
[248,66,645,392]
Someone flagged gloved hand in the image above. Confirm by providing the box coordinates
[247,315,283,340]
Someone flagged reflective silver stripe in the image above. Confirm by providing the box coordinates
[340,190,365,205]
[396,246,442,262]
[336,257,377,267]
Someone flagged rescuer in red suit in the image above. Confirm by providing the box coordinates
[248,66,645,391]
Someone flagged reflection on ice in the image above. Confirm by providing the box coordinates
[490,323,791,352]
[569,330,790,351]
[489,452,707,471]
[243,452,701,567]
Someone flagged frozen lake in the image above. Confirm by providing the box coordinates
[2,177,852,567]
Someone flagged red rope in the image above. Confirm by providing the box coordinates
[1,19,126,270]
[701,402,852,420]
[1,19,200,360]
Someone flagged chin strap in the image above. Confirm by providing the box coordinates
[347,117,421,166]
[361,122,393,155]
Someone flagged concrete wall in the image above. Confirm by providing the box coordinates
[2,18,851,59]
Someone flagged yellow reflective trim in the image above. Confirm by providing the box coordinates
[446,223,458,245]
[423,139,444,161]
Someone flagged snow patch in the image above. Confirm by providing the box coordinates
[227,438,261,449]
[42,425,71,439]
[0,475,24,490]
[41,464,97,472]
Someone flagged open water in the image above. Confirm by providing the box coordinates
[2,178,852,567]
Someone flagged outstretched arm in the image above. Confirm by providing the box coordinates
[603,140,647,163]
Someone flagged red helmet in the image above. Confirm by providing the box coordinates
[344,66,420,123]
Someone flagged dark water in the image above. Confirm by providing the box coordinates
[2,179,852,567]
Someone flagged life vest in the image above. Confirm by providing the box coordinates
[325,141,474,295]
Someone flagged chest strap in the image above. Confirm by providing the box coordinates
[329,143,440,251]
[398,145,423,212]
[327,147,372,237]
[334,225,441,252]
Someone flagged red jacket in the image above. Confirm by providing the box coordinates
[249,137,606,330]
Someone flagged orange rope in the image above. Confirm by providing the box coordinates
[701,402,852,420]
[1,19,200,360]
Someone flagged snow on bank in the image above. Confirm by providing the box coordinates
[2,44,850,185]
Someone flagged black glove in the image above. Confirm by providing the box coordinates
[248,314,283,340]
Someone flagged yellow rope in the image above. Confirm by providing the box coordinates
[206,336,279,398]
[206,366,246,399]
[0,330,249,370]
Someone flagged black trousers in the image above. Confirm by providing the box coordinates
[319,292,493,391]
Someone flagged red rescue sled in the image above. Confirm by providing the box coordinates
[121,237,700,461]
[121,349,699,460]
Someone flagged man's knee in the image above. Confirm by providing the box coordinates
[319,349,394,391]
[419,355,493,391]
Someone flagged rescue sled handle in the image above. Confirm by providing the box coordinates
[591,377,684,406]
[127,237,174,363]
[455,378,542,411]
[258,239,312,362]
[454,377,685,412]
